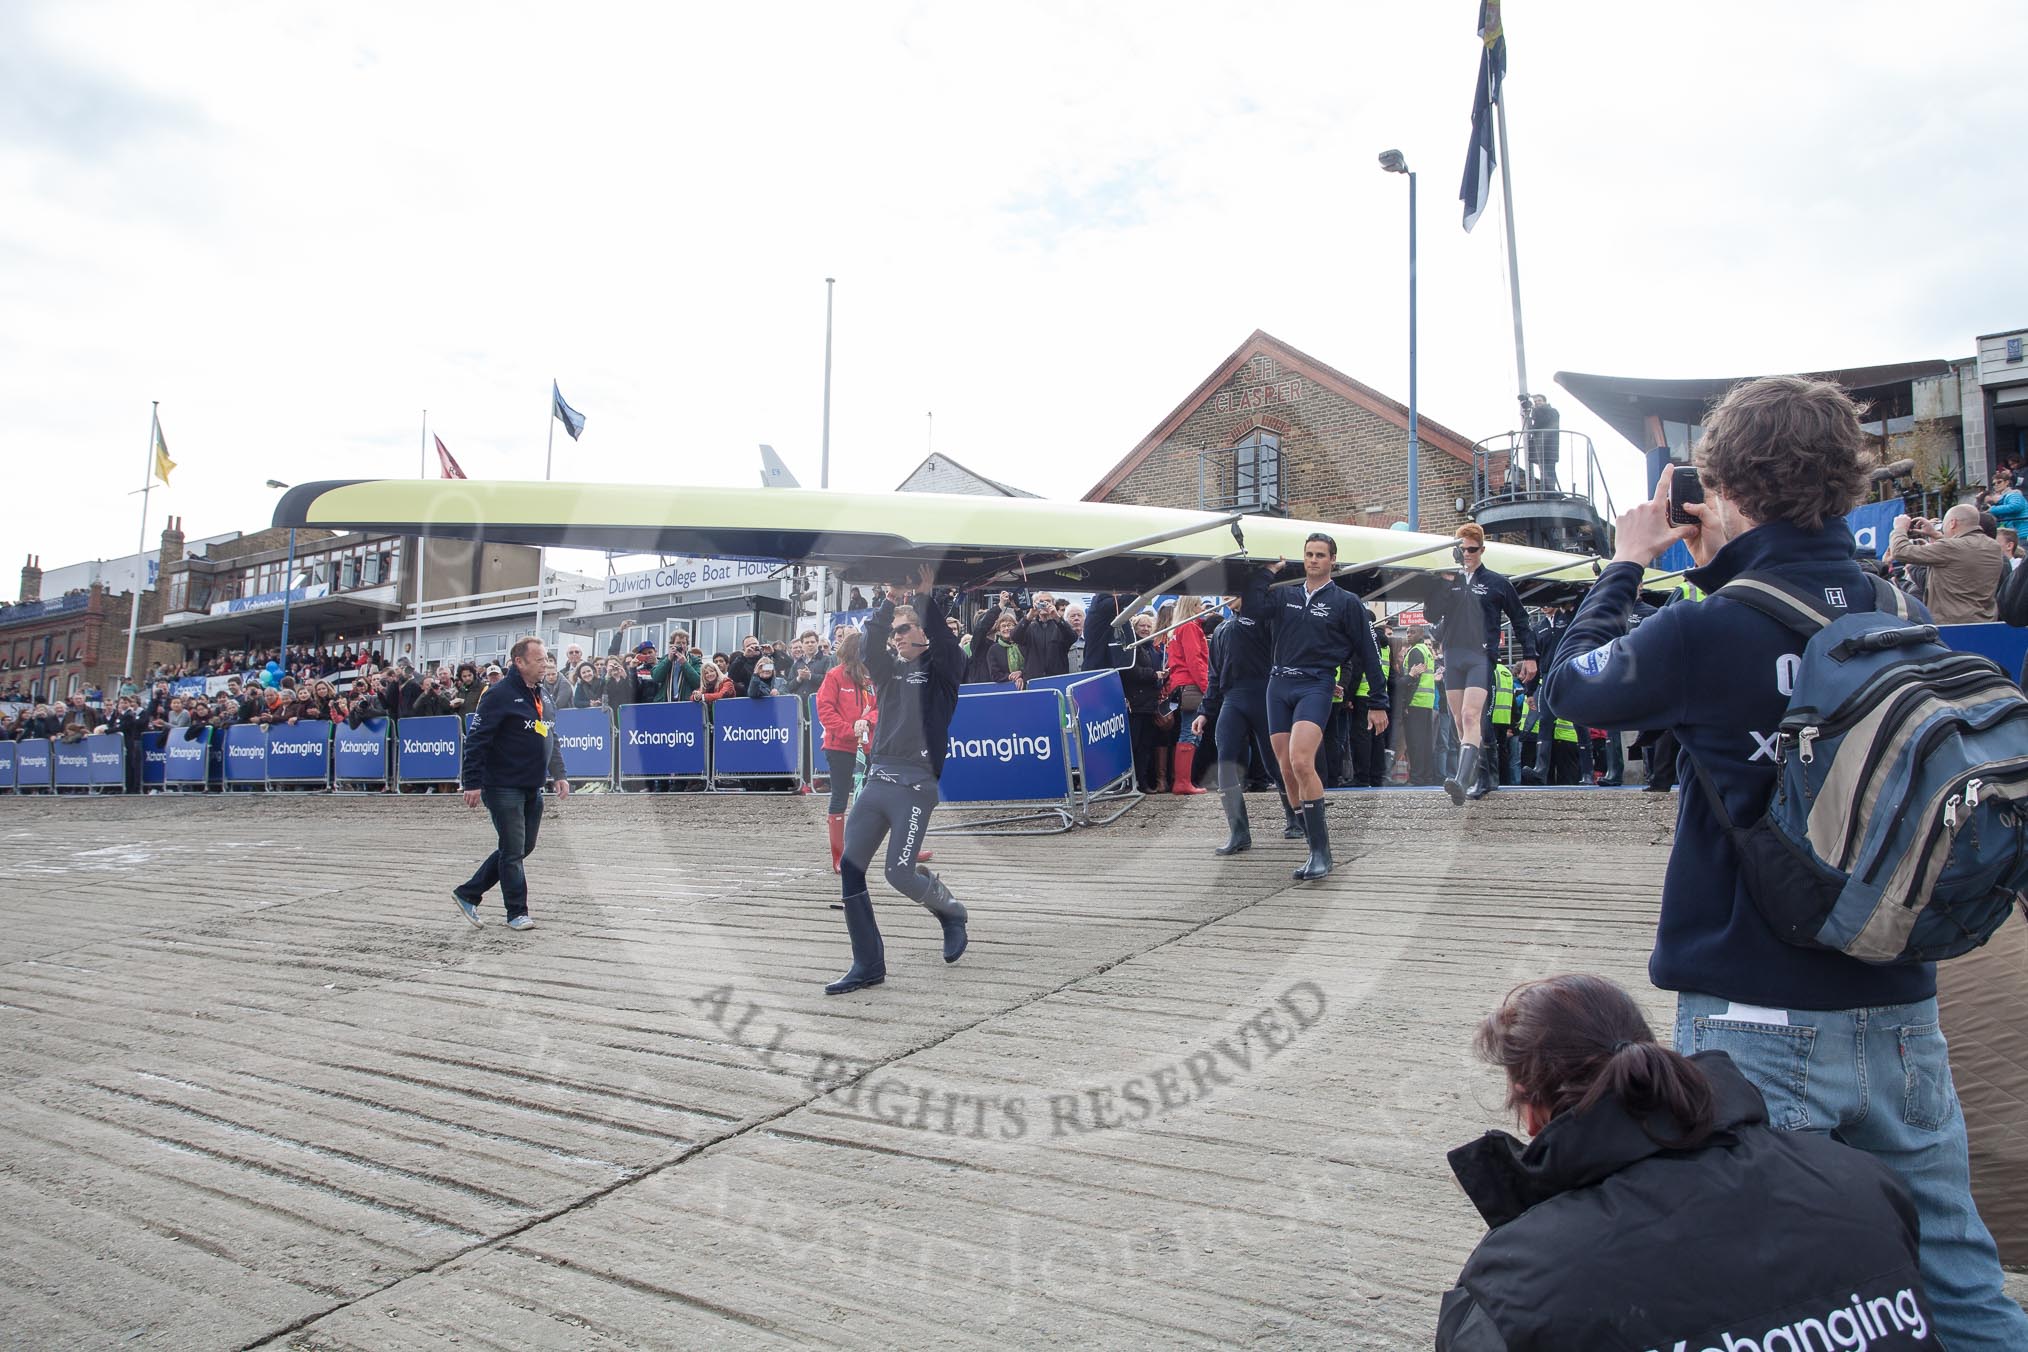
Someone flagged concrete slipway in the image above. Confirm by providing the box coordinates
[0,790,2019,1349]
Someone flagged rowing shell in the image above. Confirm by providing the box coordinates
[272,480,1640,603]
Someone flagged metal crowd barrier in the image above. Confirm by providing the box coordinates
[0,676,1148,833]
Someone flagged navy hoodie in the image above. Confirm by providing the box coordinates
[1543,520,1935,1011]
[461,666,567,790]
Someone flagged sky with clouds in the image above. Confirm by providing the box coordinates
[4,0,2025,584]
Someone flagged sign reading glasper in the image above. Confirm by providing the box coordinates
[607,557,781,599]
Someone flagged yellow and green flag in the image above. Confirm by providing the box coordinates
[153,416,175,485]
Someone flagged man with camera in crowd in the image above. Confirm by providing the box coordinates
[1887,504,2006,625]
[1543,374,2028,1350]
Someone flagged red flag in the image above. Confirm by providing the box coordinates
[434,435,467,479]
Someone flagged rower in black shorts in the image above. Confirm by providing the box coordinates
[1423,523,1537,804]
[1263,533,1389,880]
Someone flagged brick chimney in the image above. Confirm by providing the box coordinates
[19,554,41,605]
[159,516,185,573]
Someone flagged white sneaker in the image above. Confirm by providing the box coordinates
[505,915,535,930]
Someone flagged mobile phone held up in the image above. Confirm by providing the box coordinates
[1668,465,1704,527]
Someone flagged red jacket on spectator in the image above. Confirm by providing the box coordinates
[815,664,878,752]
[1163,616,1210,697]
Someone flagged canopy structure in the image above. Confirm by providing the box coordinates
[273,480,1643,604]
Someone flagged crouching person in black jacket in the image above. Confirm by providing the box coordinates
[454,636,569,932]
[1438,973,1934,1352]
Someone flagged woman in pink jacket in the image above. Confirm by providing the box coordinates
[815,631,877,871]
[1162,595,1211,795]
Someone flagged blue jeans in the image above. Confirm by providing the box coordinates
[1676,993,2028,1352]
[459,785,545,919]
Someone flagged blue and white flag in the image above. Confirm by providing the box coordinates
[552,380,587,441]
[1459,1,1505,232]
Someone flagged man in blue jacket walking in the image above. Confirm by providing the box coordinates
[455,636,569,931]
[1544,375,2028,1350]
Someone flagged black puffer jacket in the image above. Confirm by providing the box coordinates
[1438,1053,1933,1352]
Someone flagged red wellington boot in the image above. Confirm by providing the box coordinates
[827,814,846,872]
[1171,744,1208,795]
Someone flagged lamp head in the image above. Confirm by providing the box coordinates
[1378,149,1409,174]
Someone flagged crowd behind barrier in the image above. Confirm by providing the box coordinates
[0,672,1141,830]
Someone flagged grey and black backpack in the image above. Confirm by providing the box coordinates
[1687,572,2028,964]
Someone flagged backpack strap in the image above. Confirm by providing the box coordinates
[1712,573,1839,636]
[1716,570,1908,635]
[1870,574,1914,621]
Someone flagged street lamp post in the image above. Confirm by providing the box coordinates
[1379,150,1419,531]
[266,480,295,672]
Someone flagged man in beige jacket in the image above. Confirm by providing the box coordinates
[1889,504,2007,624]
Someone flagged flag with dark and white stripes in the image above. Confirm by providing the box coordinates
[1459,1,1505,232]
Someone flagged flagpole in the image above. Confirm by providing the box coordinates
[419,409,427,479]
[535,388,554,642]
[1493,90,1529,419]
[123,402,158,682]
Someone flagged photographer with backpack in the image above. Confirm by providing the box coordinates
[1543,375,2028,1350]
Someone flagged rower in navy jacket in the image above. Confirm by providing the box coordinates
[1423,522,1538,803]
[1263,532,1389,881]
[1194,567,1300,854]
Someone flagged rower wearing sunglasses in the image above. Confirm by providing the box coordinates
[1424,523,1537,804]
[825,565,968,995]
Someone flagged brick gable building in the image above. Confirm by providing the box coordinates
[1084,329,1488,532]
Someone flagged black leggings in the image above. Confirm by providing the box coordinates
[1211,681,1281,796]
[824,748,857,812]
[841,769,939,902]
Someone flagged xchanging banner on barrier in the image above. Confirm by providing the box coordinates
[266,723,331,781]
[552,707,614,779]
[618,702,706,778]
[16,738,51,788]
[224,726,268,784]
[87,734,125,787]
[334,720,388,779]
[53,741,91,788]
[165,728,209,784]
[939,690,1070,803]
[141,732,166,786]
[0,739,14,790]
[397,715,463,782]
[713,697,802,777]
[1068,671,1134,790]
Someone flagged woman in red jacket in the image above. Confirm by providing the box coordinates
[1162,595,1211,795]
[815,631,877,871]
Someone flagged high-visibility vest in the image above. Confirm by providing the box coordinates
[1674,579,1705,603]
[1490,664,1516,727]
[1554,717,1579,744]
[1355,641,1386,699]
[1407,644,1437,709]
